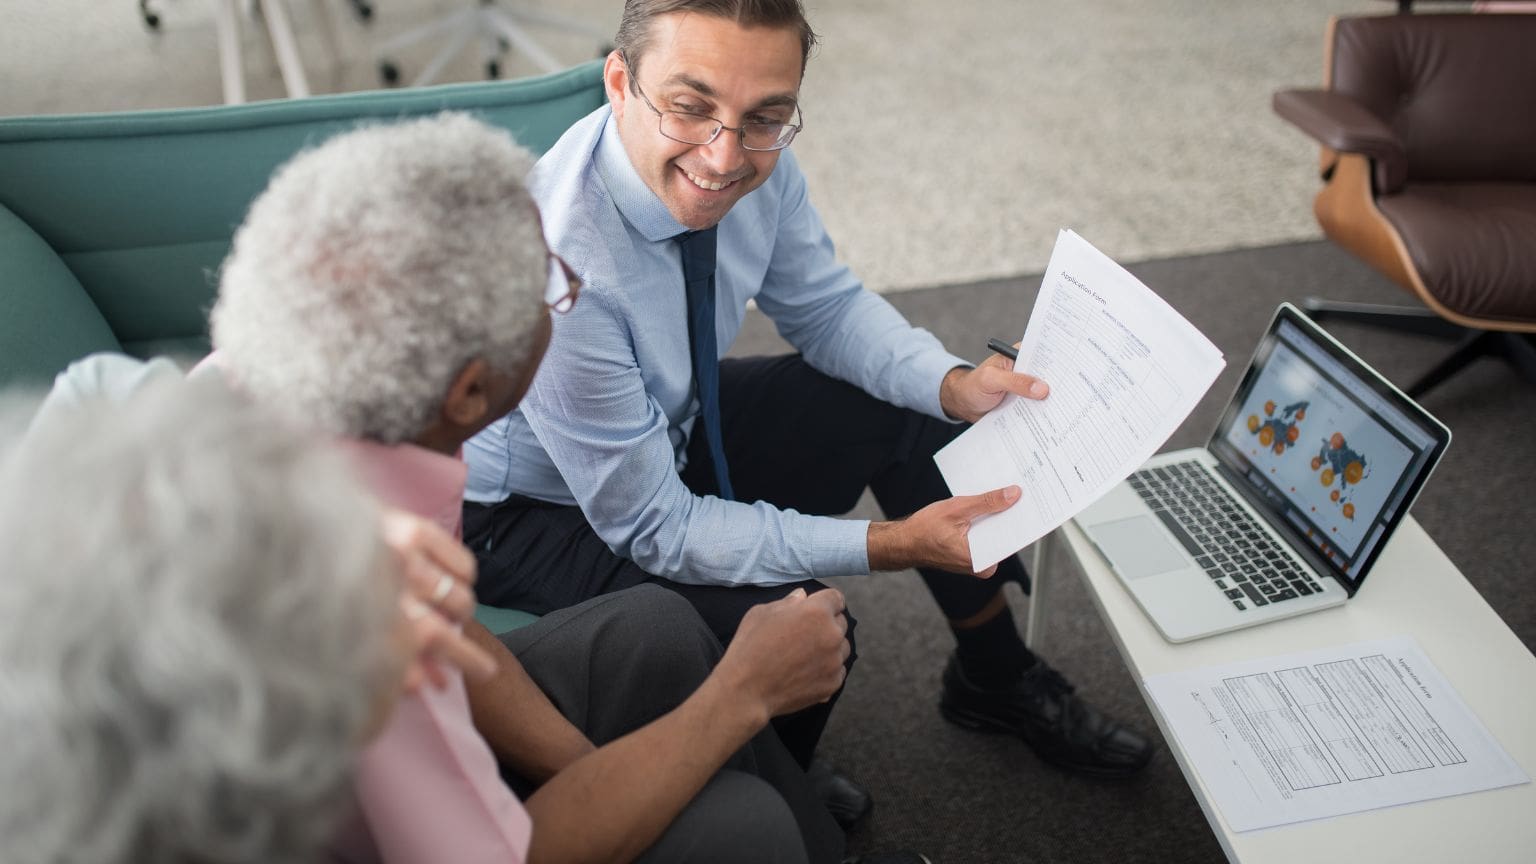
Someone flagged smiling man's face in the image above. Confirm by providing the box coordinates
[606,12,803,230]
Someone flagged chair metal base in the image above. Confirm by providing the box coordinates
[1304,298,1536,398]
[377,0,607,88]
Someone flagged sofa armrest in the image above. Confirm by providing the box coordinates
[0,202,122,388]
[1273,88,1408,194]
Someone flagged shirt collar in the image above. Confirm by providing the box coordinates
[595,110,689,243]
[339,439,469,539]
[194,352,471,536]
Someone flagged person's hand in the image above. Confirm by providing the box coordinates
[381,509,498,692]
[867,485,1022,577]
[715,588,850,720]
[938,348,1049,424]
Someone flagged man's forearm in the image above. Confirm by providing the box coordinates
[867,484,1019,578]
[522,672,765,864]
[462,619,594,782]
[867,518,912,572]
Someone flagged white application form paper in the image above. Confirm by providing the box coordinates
[1145,636,1529,832]
[934,229,1225,570]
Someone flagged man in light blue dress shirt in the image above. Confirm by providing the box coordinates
[464,0,1155,804]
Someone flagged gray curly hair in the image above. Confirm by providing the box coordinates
[211,112,548,444]
[0,378,401,864]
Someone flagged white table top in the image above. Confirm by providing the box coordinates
[1057,516,1536,864]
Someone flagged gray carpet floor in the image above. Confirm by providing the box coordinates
[730,239,1536,863]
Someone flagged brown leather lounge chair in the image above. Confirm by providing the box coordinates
[1273,12,1536,398]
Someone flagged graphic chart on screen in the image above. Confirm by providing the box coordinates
[1223,343,1412,557]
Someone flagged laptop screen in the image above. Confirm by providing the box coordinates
[1207,305,1451,593]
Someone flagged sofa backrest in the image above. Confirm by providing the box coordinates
[1328,14,1536,185]
[0,60,605,388]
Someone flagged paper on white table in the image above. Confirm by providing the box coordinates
[1144,636,1529,832]
[934,229,1225,570]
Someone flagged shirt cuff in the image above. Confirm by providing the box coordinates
[813,516,875,576]
[913,350,973,422]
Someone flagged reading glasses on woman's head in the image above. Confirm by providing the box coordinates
[624,58,803,152]
[546,253,580,314]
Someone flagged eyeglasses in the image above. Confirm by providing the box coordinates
[546,253,580,314]
[624,58,803,152]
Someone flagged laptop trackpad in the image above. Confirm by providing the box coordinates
[1093,516,1189,580]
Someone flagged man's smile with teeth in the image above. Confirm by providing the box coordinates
[683,168,735,192]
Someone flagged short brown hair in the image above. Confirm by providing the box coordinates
[614,0,818,85]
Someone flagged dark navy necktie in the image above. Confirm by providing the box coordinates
[675,226,734,500]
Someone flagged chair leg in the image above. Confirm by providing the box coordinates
[1305,300,1536,398]
[1405,331,1498,399]
[1400,330,1536,399]
[376,8,479,87]
[1303,298,1466,339]
[414,20,478,87]
[1494,332,1536,388]
[484,7,564,75]
[212,0,247,105]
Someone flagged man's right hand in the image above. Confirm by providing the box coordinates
[715,588,850,722]
[866,484,1022,577]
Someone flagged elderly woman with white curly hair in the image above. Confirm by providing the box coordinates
[0,377,411,864]
[207,112,852,864]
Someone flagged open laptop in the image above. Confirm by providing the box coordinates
[1073,303,1451,643]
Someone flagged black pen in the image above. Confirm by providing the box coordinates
[986,337,1019,362]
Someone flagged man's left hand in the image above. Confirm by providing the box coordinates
[939,346,1050,424]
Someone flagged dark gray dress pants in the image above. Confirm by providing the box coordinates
[497,584,842,864]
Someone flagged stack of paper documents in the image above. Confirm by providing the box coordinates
[1144,636,1528,831]
[935,229,1225,570]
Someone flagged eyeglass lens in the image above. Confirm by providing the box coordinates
[545,254,579,313]
[658,112,797,151]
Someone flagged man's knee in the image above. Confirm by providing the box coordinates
[595,583,723,671]
[653,579,858,669]
[507,583,717,660]
[500,584,728,745]
[536,584,725,700]
[636,770,810,864]
[807,581,859,671]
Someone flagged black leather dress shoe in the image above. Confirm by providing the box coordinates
[809,758,873,829]
[939,653,1154,779]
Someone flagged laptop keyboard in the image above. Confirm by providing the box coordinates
[1127,460,1323,612]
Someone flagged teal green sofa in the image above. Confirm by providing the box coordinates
[0,59,604,389]
[0,61,606,634]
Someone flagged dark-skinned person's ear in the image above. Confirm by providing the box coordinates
[441,357,493,429]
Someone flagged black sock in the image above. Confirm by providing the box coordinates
[951,605,1037,685]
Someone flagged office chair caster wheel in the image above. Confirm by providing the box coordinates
[380,61,400,85]
[140,0,161,29]
[485,59,501,79]
[350,0,374,21]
